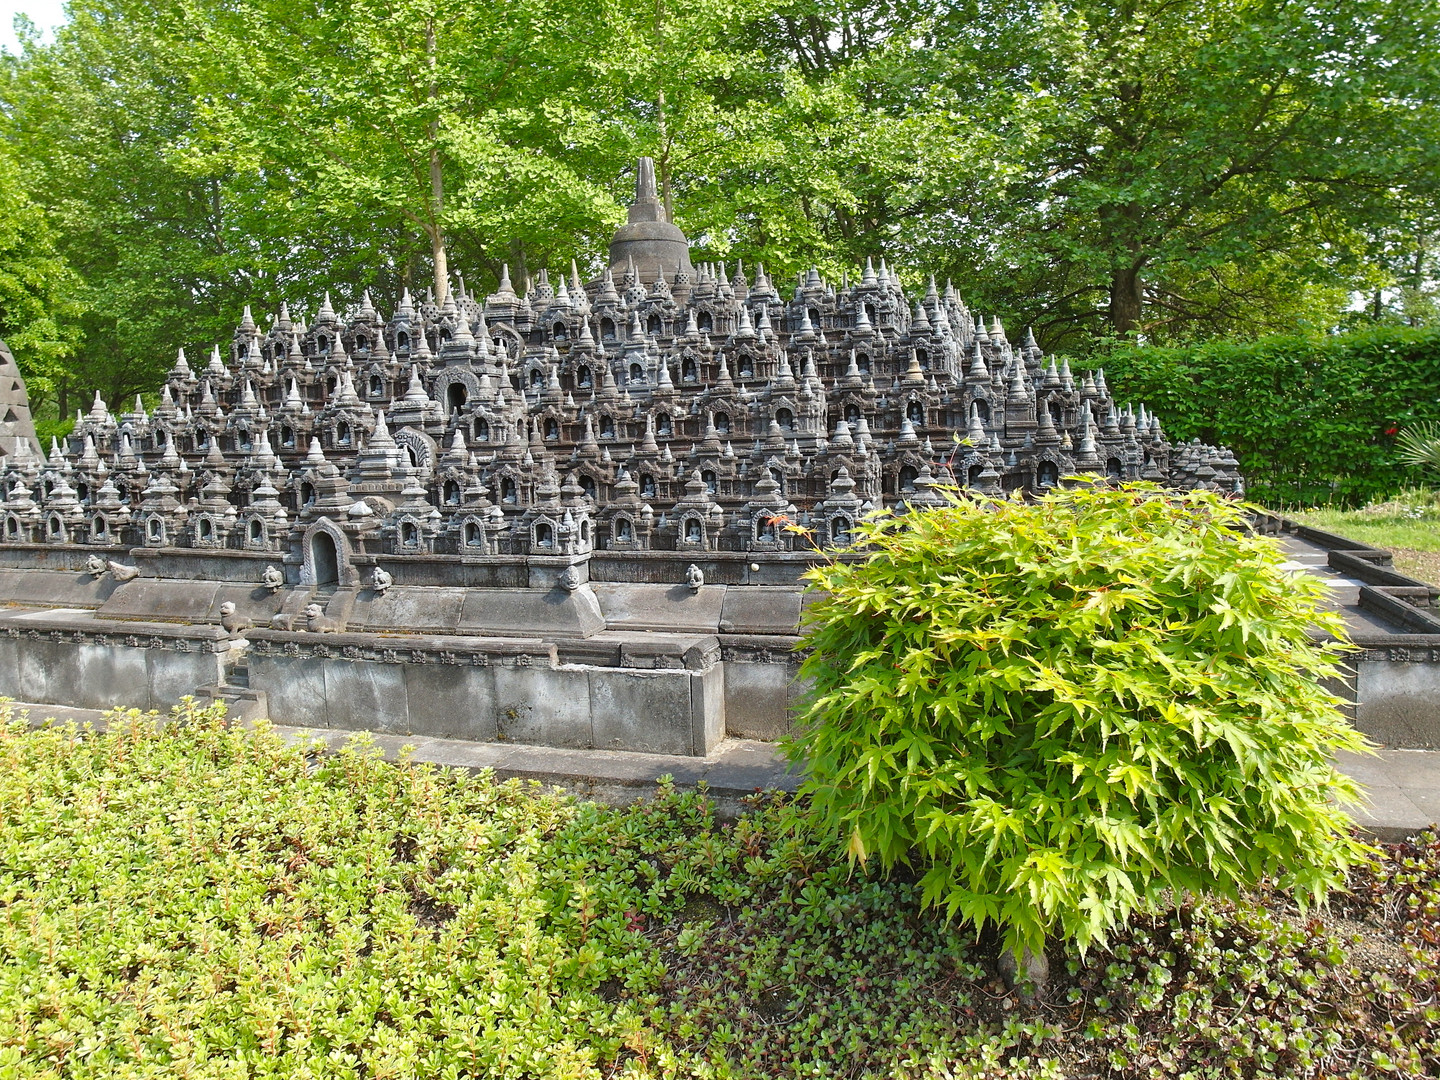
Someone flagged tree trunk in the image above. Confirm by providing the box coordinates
[1408,240,1428,326]
[1109,265,1143,337]
[999,946,1049,999]
[428,149,448,302]
[425,19,448,303]
[653,0,674,222]
[657,96,673,222]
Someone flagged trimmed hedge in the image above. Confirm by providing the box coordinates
[1089,327,1440,506]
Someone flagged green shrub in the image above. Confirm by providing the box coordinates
[785,484,1372,960]
[1091,326,1440,505]
[1398,422,1440,474]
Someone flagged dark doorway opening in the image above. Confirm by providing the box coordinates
[311,530,339,585]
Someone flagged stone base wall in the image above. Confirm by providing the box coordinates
[0,611,230,712]
[244,629,725,756]
[1347,640,1440,749]
[2,534,1436,753]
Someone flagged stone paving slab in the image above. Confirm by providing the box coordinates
[7,700,1436,838]
[5,701,801,807]
[1335,749,1438,841]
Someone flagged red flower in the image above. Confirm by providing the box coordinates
[1385,426,1399,436]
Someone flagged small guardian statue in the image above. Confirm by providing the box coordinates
[303,603,341,633]
[85,554,107,578]
[371,566,393,595]
[261,564,285,592]
[217,601,252,634]
[685,563,704,593]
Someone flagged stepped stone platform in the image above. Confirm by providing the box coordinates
[0,159,1431,784]
[1260,515,1440,749]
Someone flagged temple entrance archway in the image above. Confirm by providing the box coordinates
[301,519,352,587]
[310,530,339,586]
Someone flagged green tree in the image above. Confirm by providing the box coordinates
[733,0,1440,347]
[2,2,340,407]
[193,0,644,298]
[936,0,1440,344]
[0,142,82,412]
[6,0,1438,377]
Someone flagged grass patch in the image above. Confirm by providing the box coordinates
[1288,488,1440,586]
[2,703,1437,1078]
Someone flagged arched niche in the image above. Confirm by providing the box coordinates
[301,518,355,587]
[429,370,480,415]
[394,427,437,473]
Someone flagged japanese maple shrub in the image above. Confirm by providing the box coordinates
[785,484,1372,959]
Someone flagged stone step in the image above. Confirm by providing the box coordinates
[193,684,267,723]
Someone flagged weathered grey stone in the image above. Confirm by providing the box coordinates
[0,568,118,608]
[456,587,605,638]
[146,646,227,707]
[403,664,498,742]
[690,665,726,756]
[348,586,465,633]
[0,157,1266,759]
[719,588,803,634]
[1356,660,1440,748]
[101,579,222,622]
[608,158,694,285]
[321,659,411,733]
[0,338,39,460]
[69,642,151,709]
[494,664,593,748]
[210,584,287,626]
[589,667,694,755]
[592,582,726,632]
[250,654,330,727]
[723,659,799,741]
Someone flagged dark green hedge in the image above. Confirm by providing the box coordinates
[1089,327,1440,506]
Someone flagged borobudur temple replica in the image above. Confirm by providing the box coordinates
[0,159,1242,754]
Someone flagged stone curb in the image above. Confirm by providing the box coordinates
[8,701,1436,838]
[7,701,802,816]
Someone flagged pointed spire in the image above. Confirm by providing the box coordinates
[967,403,987,445]
[495,263,516,300]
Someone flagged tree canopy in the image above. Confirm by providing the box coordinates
[1,0,1436,405]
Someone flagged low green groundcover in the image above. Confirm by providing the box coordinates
[0,704,1436,1078]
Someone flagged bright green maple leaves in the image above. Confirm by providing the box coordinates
[787,484,1373,959]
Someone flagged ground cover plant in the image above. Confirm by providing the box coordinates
[1289,488,1440,588]
[788,484,1372,965]
[2,703,1437,1078]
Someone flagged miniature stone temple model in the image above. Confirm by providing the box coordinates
[0,159,1242,754]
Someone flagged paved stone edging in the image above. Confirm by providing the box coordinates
[7,702,800,816]
[7,702,1435,840]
